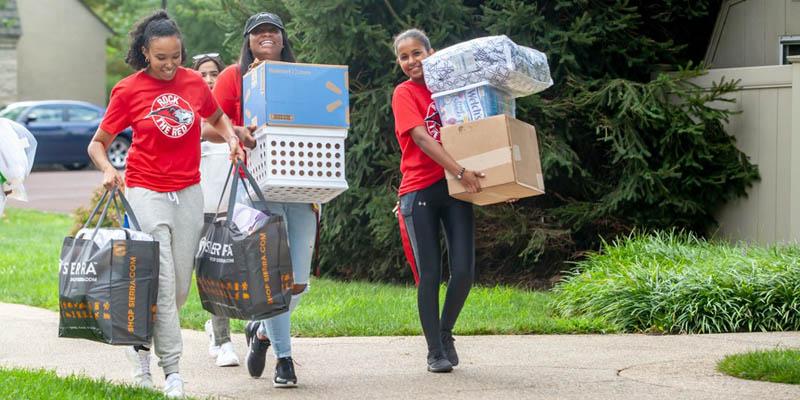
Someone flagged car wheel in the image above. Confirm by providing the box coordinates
[107,136,131,170]
[63,163,88,171]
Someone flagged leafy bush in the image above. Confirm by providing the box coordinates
[69,186,125,236]
[553,232,800,333]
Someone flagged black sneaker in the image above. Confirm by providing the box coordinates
[427,352,453,373]
[442,332,459,366]
[245,320,270,378]
[273,357,298,388]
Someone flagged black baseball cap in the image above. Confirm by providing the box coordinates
[243,12,284,36]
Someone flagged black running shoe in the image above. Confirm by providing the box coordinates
[427,352,453,373]
[442,332,459,366]
[245,320,270,378]
[273,357,298,388]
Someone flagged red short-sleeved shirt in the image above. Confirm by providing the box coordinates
[212,64,252,171]
[101,67,218,192]
[212,65,243,125]
[392,80,444,195]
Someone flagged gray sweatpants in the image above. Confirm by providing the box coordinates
[126,184,204,375]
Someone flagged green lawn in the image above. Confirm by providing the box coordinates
[0,208,72,310]
[0,367,189,399]
[0,207,612,336]
[718,349,800,385]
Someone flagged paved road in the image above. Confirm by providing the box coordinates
[1,303,799,400]
[6,169,104,214]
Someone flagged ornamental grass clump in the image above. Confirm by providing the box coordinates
[553,232,800,333]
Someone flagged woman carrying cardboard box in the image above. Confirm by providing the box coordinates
[391,28,484,373]
[87,10,244,397]
[201,11,315,388]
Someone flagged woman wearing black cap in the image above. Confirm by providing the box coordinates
[202,12,316,388]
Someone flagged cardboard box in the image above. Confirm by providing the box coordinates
[441,115,544,205]
[432,81,515,126]
[242,61,349,129]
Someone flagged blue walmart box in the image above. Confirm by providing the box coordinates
[242,61,349,129]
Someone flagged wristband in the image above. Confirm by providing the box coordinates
[456,167,466,180]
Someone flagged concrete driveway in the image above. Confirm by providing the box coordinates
[7,169,104,214]
[1,303,799,400]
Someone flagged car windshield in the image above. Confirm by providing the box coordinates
[0,104,28,120]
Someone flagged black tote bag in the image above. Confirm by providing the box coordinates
[58,188,159,345]
[195,161,293,321]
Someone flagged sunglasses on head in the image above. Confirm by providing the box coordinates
[192,53,220,61]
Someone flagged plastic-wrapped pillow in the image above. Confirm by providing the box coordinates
[422,35,553,98]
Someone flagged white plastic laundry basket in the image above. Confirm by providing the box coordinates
[248,125,348,203]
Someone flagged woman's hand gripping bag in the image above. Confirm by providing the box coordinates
[195,161,293,321]
[58,188,159,345]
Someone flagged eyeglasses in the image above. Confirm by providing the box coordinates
[192,53,220,61]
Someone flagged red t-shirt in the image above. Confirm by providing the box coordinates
[212,65,243,125]
[392,80,444,195]
[101,67,218,192]
[212,64,253,171]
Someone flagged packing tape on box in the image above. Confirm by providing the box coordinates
[445,146,513,180]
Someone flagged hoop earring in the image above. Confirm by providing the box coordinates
[145,57,150,64]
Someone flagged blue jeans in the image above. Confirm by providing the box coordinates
[255,201,316,358]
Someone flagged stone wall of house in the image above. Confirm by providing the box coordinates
[16,0,110,106]
[0,40,18,107]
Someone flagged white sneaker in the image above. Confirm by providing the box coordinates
[205,319,220,358]
[164,373,185,398]
[125,347,153,389]
[215,341,240,367]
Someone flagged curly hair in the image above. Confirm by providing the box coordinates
[125,10,187,70]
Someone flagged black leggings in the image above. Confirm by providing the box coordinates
[399,179,474,355]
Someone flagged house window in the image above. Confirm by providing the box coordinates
[779,36,800,64]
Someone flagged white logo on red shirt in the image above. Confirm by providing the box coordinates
[147,93,195,138]
[423,102,442,142]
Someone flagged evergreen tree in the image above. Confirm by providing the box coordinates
[218,0,757,284]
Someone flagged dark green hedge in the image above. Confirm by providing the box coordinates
[216,0,758,284]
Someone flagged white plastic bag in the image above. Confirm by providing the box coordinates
[0,118,38,202]
[200,141,232,213]
[75,227,155,249]
[231,202,268,237]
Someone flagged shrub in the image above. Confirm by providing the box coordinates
[69,186,125,236]
[553,231,800,333]
[213,1,758,283]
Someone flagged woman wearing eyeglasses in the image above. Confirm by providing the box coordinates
[201,12,316,388]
